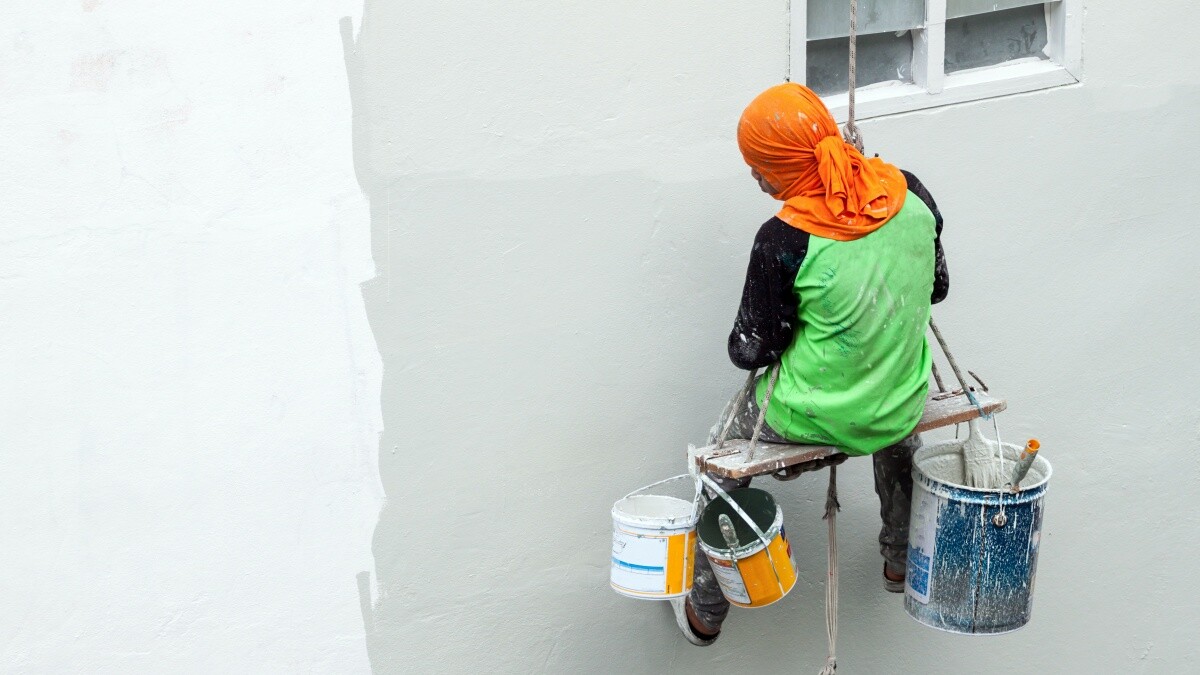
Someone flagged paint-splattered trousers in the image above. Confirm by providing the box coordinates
[689,377,921,631]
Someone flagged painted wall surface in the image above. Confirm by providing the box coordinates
[350,0,1200,673]
[1,1,381,670]
[5,0,1199,672]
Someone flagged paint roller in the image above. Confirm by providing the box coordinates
[1008,439,1040,492]
[718,514,741,562]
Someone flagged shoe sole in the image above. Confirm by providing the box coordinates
[668,598,718,646]
[884,563,905,593]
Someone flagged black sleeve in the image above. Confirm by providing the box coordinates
[727,218,810,370]
[900,170,949,305]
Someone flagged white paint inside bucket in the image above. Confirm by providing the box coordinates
[614,495,695,526]
[915,440,1051,492]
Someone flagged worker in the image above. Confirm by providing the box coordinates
[672,83,949,646]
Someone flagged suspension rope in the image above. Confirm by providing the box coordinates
[744,364,781,463]
[931,360,947,393]
[929,317,981,410]
[842,0,865,152]
[819,5,861,666]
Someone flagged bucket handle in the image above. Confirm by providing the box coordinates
[621,473,704,525]
[700,474,774,550]
[620,473,702,595]
[621,473,692,501]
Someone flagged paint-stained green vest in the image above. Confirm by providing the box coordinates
[756,192,935,456]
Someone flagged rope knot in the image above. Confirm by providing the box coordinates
[841,122,864,153]
[822,465,841,520]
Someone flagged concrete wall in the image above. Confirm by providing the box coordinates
[4,0,1199,672]
[351,0,1200,672]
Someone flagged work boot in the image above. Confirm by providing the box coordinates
[883,562,905,593]
[669,597,720,646]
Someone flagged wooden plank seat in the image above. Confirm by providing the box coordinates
[694,390,1006,480]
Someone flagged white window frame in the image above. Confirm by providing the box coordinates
[789,0,1083,122]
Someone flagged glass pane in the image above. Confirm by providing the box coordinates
[807,0,924,40]
[947,0,1054,20]
[944,4,1049,74]
[806,31,914,96]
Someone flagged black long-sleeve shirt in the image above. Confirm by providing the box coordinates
[727,170,948,370]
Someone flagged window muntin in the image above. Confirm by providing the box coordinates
[793,0,1081,120]
[946,0,1051,20]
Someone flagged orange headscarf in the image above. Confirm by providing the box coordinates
[737,83,907,241]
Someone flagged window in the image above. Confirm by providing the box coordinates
[790,0,1082,120]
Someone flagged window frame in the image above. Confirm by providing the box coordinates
[789,0,1083,122]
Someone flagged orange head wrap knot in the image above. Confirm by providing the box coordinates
[737,83,907,241]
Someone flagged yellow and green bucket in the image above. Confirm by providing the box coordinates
[698,481,797,608]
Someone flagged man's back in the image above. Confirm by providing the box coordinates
[762,192,937,455]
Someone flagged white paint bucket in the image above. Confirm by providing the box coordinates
[610,475,700,600]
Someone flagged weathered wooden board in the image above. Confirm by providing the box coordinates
[695,391,1006,480]
[912,390,1006,434]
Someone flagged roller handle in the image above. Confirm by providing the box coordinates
[1008,439,1041,492]
[718,513,740,552]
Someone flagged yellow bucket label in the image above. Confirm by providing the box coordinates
[611,527,695,598]
[706,528,797,608]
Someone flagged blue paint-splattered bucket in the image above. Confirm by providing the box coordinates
[905,439,1052,634]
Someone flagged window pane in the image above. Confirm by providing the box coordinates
[944,4,1049,74]
[947,0,1055,20]
[807,31,914,96]
[807,0,924,40]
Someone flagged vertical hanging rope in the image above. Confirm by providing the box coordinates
[819,466,841,675]
[842,0,865,152]
[822,4,857,664]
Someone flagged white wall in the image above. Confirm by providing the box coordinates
[352,0,1200,673]
[5,0,1199,672]
[1,1,381,671]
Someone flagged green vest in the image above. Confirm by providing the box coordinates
[756,192,935,456]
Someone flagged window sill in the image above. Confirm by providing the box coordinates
[821,59,1080,123]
